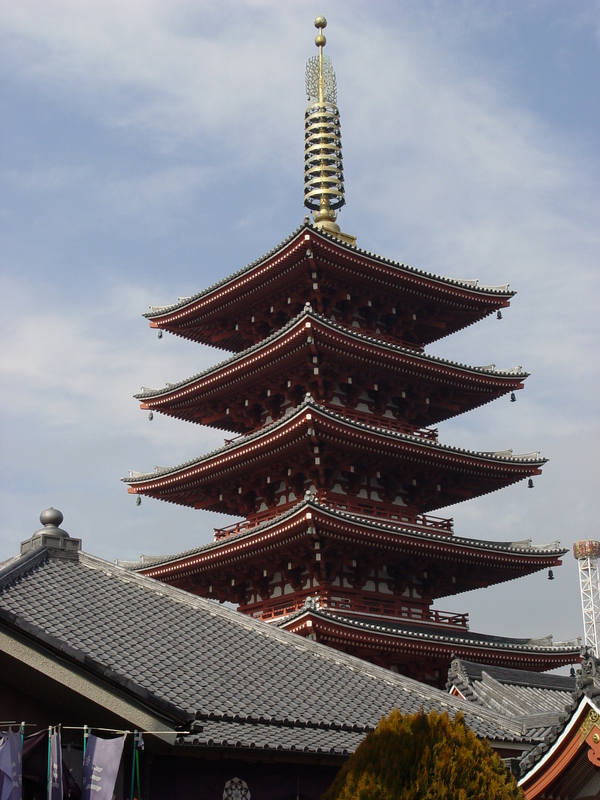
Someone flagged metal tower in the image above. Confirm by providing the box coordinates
[574,540,600,656]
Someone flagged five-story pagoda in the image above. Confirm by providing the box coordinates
[124,18,579,686]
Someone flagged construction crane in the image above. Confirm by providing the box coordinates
[574,540,600,657]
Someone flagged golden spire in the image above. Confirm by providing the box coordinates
[304,16,356,246]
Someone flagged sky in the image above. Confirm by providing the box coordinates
[1,0,599,658]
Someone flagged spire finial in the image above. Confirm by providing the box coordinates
[314,16,327,104]
[304,16,356,246]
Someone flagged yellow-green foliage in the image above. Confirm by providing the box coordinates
[322,709,524,800]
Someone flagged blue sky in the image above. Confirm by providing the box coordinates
[1,1,599,654]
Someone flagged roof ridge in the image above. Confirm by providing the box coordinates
[0,546,48,591]
[310,222,514,295]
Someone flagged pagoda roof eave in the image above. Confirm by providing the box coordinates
[143,221,515,324]
[276,606,581,657]
[125,498,567,575]
[124,396,546,487]
[135,308,529,403]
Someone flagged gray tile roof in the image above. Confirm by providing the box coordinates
[0,544,535,753]
[176,718,367,756]
[449,658,576,693]
[144,222,514,320]
[446,658,576,744]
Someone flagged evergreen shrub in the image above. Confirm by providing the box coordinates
[322,708,523,800]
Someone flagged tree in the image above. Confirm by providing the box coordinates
[322,708,523,800]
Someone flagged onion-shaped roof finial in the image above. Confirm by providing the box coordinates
[304,16,356,246]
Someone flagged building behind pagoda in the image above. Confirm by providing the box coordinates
[124,17,579,686]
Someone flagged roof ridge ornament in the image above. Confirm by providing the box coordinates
[304,16,356,247]
[20,508,81,557]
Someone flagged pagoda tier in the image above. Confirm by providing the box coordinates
[144,223,514,353]
[137,309,528,434]
[277,604,579,687]
[126,397,545,519]
[132,499,566,607]
[127,499,578,687]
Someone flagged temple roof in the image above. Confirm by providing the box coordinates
[143,222,515,350]
[145,223,514,321]
[273,599,581,669]
[123,497,566,576]
[125,396,546,514]
[446,658,575,740]
[277,603,580,659]
[127,396,544,484]
[0,536,533,752]
[137,309,526,400]
[449,658,576,694]
[136,309,527,430]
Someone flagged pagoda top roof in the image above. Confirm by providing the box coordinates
[121,496,566,574]
[276,602,580,657]
[144,220,514,321]
[125,394,546,485]
[136,307,527,402]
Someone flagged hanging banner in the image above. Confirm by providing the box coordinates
[22,731,47,790]
[48,729,62,800]
[0,731,22,800]
[82,734,124,800]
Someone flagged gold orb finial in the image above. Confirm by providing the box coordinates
[315,33,326,48]
[314,16,327,30]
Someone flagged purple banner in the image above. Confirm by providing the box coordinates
[0,731,22,800]
[49,730,62,800]
[82,734,124,800]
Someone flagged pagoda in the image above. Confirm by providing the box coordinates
[124,17,579,686]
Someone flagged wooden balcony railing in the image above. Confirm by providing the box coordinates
[316,496,454,532]
[214,500,453,540]
[341,407,438,441]
[254,595,468,629]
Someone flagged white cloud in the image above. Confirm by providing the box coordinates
[0,274,215,432]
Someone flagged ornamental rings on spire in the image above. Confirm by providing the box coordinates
[304,16,345,217]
